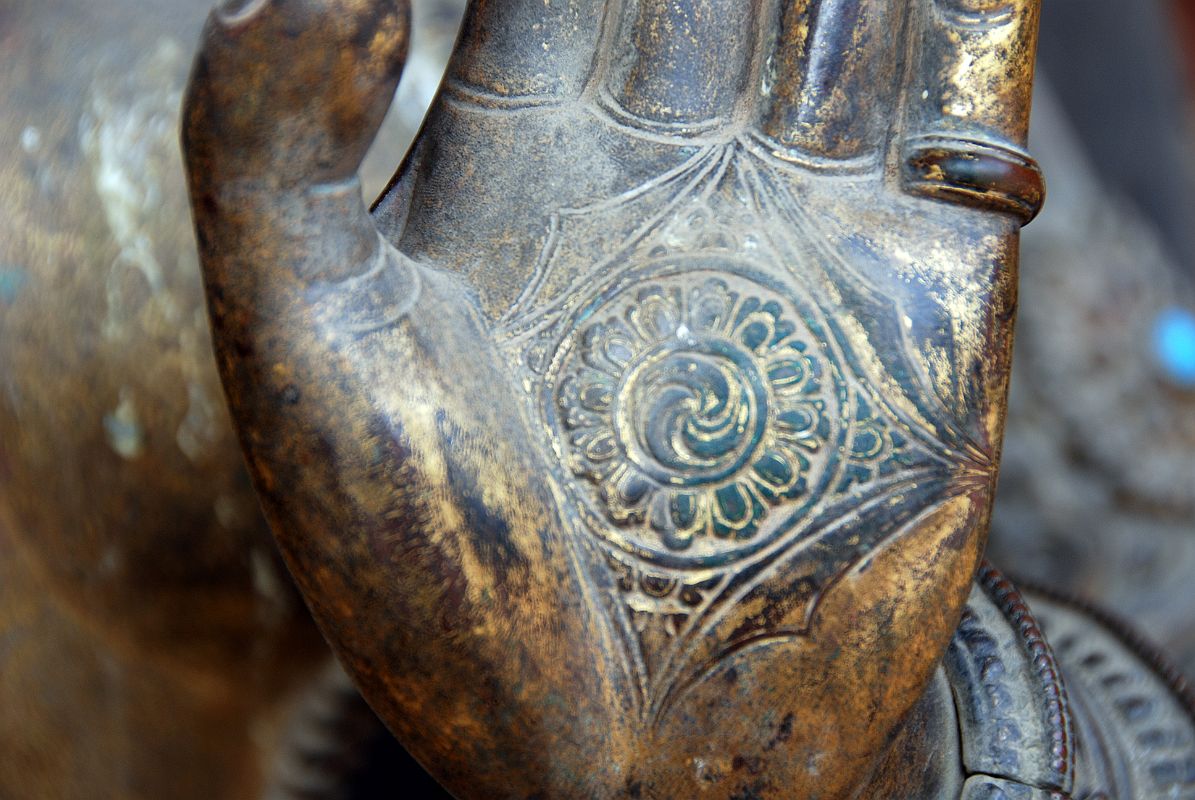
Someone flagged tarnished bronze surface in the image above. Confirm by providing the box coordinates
[0,1,428,795]
[181,1,1052,797]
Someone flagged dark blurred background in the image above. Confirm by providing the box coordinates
[988,0,1195,671]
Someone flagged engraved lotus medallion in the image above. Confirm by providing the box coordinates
[554,274,842,562]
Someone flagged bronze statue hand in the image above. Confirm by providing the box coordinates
[183,1,1041,797]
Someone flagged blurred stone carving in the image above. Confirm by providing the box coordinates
[989,81,1195,674]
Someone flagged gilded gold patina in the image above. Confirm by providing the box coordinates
[177,1,1086,797]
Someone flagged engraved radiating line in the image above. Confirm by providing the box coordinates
[495,145,727,337]
[648,572,731,705]
[581,536,653,719]
[542,457,651,719]
[696,143,737,207]
[648,467,945,725]
[440,80,569,110]
[621,149,854,710]
[500,219,564,328]
[740,147,985,464]
[578,201,776,703]
[499,144,721,327]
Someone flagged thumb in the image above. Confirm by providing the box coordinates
[184,0,409,189]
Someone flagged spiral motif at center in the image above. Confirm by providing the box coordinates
[551,271,841,564]
[617,339,768,487]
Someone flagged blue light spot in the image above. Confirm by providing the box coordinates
[1153,307,1195,387]
[0,266,27,304]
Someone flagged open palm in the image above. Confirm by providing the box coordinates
[183,0,1041,796]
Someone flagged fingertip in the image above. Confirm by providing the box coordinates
[187,0,411,189]
[214,0,272,26]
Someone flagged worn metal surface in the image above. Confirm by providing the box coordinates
[0,1,439,796]
[181,1,1052,797]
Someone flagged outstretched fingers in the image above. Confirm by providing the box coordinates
[761,0,909,160]
[443,0,1041,220]
[600,0,764,129]
[751,0,1043,217]
[446,0,768,127]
